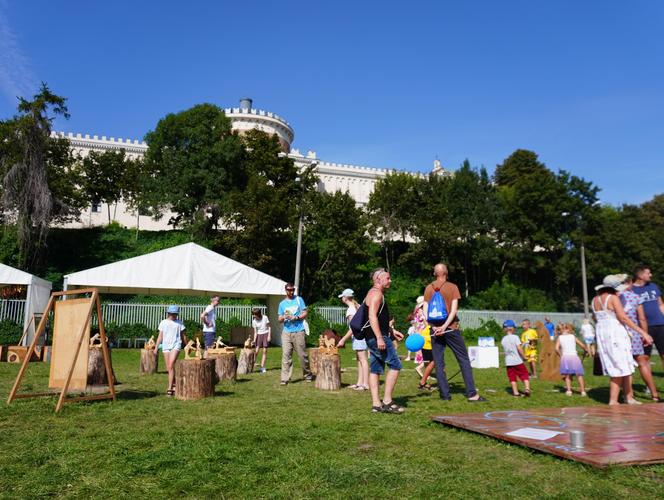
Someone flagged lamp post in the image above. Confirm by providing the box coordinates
[562,211,590,318]
[293,160,318,293]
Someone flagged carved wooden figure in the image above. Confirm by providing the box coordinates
[140,335,158,375]
[536,321,561,382]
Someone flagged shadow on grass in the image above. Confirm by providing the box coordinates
[213,388,235,397]
[586,386,610,404]
[117,389,159,400]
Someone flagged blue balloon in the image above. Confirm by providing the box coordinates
[405,333,425,352]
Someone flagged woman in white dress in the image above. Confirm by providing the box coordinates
[592,275,648,405]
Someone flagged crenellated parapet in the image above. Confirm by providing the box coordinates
[224,105,294,152]
[51,131,148,157]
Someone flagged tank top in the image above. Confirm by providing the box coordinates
[558,334,578,356]
[362,294,390,340]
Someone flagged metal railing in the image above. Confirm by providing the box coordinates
[0,299,25,324]
[315,306,347,325]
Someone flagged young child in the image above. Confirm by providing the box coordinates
[580,318,596,357]
[417,323,434,389]
[555,323,588,396]
[154,305,186,396]
[251,307,271,373]
[520,319,539,378]
[501,319,531,397]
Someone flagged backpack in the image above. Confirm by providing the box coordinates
[427,287,448,326]
[350,297,384,340]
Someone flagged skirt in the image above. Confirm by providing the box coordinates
[596,318,636,377]
[560,354,584,376]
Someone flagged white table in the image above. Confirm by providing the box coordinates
[468,346,500,369]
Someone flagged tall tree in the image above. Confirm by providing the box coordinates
[143,103,246,237]
[80,149,128,224]
[0,84,84,269]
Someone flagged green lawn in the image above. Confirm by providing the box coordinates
[1,346,663,499]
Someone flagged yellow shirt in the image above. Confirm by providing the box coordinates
[521,328,538,358]
[422,325,432,350]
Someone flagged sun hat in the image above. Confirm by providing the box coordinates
[503,319,516,328]
[167,305,180,314]
[415,296,425,309]
[594,274,626,291]
[338,288,355,298]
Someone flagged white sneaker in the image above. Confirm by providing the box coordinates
[260,367,266,373]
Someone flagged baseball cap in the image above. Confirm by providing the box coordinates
[338,288,354,298]
[167,305,180,314]
[503,319,516,328]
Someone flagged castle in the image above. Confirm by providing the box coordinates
[55,98,450,230]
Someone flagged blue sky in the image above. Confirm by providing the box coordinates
[1,1,662,205]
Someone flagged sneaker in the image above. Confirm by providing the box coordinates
[304,377,314,383]
[260,367,266,373]
[566,390,573,396]
[280,381,288,386]
[581,391,587,397]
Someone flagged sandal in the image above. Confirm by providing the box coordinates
[381,401,405,414]
[512,393,524,397]
[418,383,434,391]
[348,384,359,389]
[354,385,368,391]
[524,390,531,398]
[371,405,383,413]
[166,389,175,397]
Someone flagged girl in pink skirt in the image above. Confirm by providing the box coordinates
[555,323,589,396]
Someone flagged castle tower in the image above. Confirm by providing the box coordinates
[225,98,294,153]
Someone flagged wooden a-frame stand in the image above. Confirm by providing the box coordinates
[6,288,116,413]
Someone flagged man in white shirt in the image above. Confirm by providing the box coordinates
[201,295,220,349]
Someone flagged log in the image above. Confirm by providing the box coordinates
[209,351,237,382]
[174,358,215,400]
[237,348,256,375]
[87,347,116,385]
[308,348,319,376]
[140,349,158,375]
[315,352,341,391]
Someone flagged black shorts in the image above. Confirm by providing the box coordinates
[422,349,433,362]
[644,324,664,356]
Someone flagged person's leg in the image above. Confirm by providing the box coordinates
[445,329,479,399]
[634,355,658,398]
[280,333,294,383]
[369,372,382,407]
[523,377,531,394]
[530,360,538,378]
[431,335,450,399]
[623,375,640,403]
[420,361,436,386]
[609,377,622,405]
[164,350,179,392]
[357,350,369,388]
[564,375,572,394]
[382,368,400,404]
[261,347,267,369]
[415,362,424,377]
[510,380,519,395]
[292,331,311,379]
[577,375,586,395]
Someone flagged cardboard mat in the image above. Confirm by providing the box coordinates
[432,404,664,467]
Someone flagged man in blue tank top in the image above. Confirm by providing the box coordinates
[632,265,664,368]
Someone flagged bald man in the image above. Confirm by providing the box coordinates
[423,264,486,402]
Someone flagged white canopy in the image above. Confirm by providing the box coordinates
[63,242,287,298]
[0,263,52,346]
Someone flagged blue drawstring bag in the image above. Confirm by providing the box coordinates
[427,288,448,326]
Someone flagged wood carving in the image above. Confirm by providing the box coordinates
[318,335,338,355]
[145,335,156,350]
[184,340,195,359]
[206,337,235,356]
[536,321,561,382]
[215,336,227,349]
[243,337,254,349]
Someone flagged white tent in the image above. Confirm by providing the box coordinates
[0,263,52,346]
[63,242,288,344]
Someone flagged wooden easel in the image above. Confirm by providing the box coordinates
[6,288,116,413]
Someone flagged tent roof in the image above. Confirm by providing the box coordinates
[0,263,51,289]
[63,242,287,298]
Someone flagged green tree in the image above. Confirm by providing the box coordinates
[0,83,84,269]
[80,149,128,224]
[143,103,246,236]
[121,157,159,238]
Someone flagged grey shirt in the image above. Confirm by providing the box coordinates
[501,333,523,366]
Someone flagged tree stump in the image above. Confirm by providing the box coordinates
[174,358,216,400]
[315,352,341,391]
[237,348,256,375]
[308,348,319,376]
[209,351,237,382]
[140,349,158,375]
[87,347,116,385]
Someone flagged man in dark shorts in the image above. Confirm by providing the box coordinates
[423,263,486,402]
[364,268,405,414]
[632,265,664,368]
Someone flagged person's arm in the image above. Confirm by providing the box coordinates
[154,330,163,355]
[433,299,458,336]
[516,342,525,360]
[555,337,561,356]
[267,324,271,343]
[367,292,385,350]
[575,337,589,354]
[636,304,653,345]
[200,307,210,327]
[278,303,286,323]
[612,295,647,336]
[337,329,352,347]
[180,324,186,345]
[253,325,258,344]
[658,295,664,316]
[392,327,404,341]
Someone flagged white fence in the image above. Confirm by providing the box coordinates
[0,299,25,324]
[0,299,584,331]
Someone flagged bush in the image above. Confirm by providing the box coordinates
[304,309,346,347]
[0,319,22,345]
[462,319,502,344]
[465,278,557,312]
[106,322,154,341]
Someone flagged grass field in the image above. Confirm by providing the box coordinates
[1,346,664,499]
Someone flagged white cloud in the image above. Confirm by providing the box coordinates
[0,0,36,105]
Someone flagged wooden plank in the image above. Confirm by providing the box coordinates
[432,405,664,468]
[61,393,114,404]
[49,298,91,392]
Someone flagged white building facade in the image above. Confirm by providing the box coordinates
[56,98,449,230]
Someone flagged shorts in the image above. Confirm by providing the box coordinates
[506,363,530,383]
[255,333,269,348]
[366,335,402,375]
[421,349,433,362]
[203,331,216,348]
[583,336,595,345]
[352,336,368,351]
[524,349,538,363]
[644,325,664,357]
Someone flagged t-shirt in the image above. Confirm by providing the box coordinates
[501,334,522,366]
[346,305,358,324]
[631,283,664,326]
[620,290,643,336]
[278,296,307,333]
[580,323,595,340]
[421,324,432,350]
[521,329,538,349]
[202,304,216,333]
[252,315,270,334]
[544,321,555,338]
[158,318,185,351]
[423,280,462,326]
